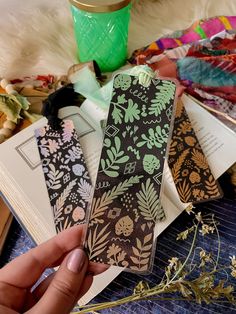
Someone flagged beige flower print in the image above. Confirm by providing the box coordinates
[189,171,201,184]
[72,206,85,222]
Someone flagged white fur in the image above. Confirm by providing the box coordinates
[0,0,235,78]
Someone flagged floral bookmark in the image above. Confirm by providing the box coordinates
[86,74,177,272]
[35,120,92,233]
[168,100,222,203]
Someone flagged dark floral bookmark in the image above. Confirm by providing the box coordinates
[168,100,222,203]
[86,74,177,273]
[35,120,92,233]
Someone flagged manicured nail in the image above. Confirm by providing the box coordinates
[67,248,86,273]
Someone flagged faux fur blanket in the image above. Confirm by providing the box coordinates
[0,0,236,78]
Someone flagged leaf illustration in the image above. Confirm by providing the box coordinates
[89,175,143,226]
[46,164,64,190]
[175,100,184,118]
[171,149,189,182]
[137,124,170,149]
[112,106,123,124]
[143,154,160,175]
[53,179,77,223]
[114,74,131,91]
[56,216,72,233]
[87,224,111,260]
[149,81,176,116]
[130,232,153,271]
[169,140,178,156]
[117,94,126,104]
[205,175,221,196]
[124,99,140,123]
[115,216,134,237]
[100,136,129,177]
[136,178,164,222]
[77,178,92,202]
[192,149,209,170]
[177,179,191,203]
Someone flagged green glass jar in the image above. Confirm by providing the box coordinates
[69,0,131,72]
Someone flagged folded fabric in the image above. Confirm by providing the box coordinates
[130,16,236,131]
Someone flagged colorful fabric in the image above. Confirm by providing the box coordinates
[130,16,236,131]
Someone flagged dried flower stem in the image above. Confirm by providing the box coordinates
[165,221,199,286]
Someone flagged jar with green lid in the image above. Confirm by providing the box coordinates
[69,0,131,72]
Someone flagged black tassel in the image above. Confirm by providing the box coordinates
[41,83,85,130]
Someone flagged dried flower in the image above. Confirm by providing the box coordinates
[185,205,194,215]
[230,255,236,267]
[199,249,212,267]
[231,269,236,279]
[195,212,203,222]
[230,255,236,278]
[168,257,179,269]
[199,224,215,236]
[177,226,194,240]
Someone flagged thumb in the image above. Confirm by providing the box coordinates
[29,248,88,314]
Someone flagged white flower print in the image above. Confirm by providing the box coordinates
[72,164,85,176]
[48,139,60,154]
[65,146,81,164]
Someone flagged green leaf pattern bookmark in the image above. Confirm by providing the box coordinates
[86,74,177,272]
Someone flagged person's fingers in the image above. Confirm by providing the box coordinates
[27,248,89,314]
[88,261,109,275]
[33,261,109,300]
[0,225,86,289]
[31,273,56,302]
[77,273,93,299]
[0,305,18,314]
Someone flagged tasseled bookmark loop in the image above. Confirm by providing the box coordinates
[42,83,85,130]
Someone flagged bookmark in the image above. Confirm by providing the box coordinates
[35,120,92,233]
[86,73,177,272]
[35,84,92,233]
[168,100,222,203]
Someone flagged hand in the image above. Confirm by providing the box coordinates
[0,225,107,314]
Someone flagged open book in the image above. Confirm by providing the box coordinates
[0,93,236,304]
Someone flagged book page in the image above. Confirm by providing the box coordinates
[182,93,236,179]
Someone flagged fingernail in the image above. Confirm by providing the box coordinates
[67,248,86,273]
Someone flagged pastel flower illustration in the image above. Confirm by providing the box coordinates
[107,243,121,259]
[48,139,60,154]
[65,146,81,164]
[40,146,49,157]
[72,206,85,222]
[63,120,74,142]
[72,164,85,176]
[35,127,46,138]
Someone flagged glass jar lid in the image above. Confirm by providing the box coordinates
[69,0,131,13]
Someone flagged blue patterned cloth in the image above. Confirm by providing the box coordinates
[1,174,236,313]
